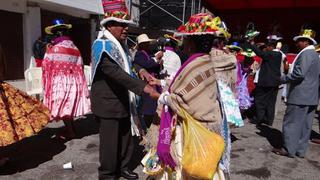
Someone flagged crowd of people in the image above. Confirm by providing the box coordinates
[0,0,320,179]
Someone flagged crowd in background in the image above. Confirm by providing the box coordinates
[0,0,320,179]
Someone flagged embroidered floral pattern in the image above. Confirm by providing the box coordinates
[0,82,50,147]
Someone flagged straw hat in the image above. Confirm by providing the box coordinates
[136,34,155,45]
[164,34,181,45]
[293,29,317,45]
[175,13,231,39]
[226,42,243,52]
[267,34,283,41]
[315,44,320,52]
[100,0,135,26]
[245,23,260,40]
[45,19,72,35]
[241,48,257,58]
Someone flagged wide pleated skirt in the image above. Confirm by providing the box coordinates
[42,61,91,121]
[0,82,50,147]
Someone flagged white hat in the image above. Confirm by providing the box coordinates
[293,29,317,45]
[266,35,283,41]
[136,34,155,45]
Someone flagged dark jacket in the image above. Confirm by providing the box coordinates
[91,53,146,119]
[251,45,282,87]
[134,51,161,74]
[133,51,160,115]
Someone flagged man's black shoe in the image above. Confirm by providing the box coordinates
[272,148,294,158]
[120,170,139,179]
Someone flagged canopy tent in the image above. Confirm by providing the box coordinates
[203,0,320,10]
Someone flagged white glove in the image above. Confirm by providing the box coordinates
[158,91,170,105]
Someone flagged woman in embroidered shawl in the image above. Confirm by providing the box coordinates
[0,44,50,165]
[142,13,234,180]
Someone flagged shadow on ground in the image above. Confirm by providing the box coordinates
[256,125,283,148]
[311,130,320,140]
[0,114,98,175]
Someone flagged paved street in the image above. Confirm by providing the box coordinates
[0,95,319,179]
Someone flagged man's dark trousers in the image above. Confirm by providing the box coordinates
[98,117,134,180]
[254,86,278,126]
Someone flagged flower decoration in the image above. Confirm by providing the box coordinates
[176,13,231,39]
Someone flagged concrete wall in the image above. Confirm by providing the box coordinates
[40,0,103,15]
[0,0,27,13]
[0,0,104,78]
[32,0,103,18]
[23,6,41,70]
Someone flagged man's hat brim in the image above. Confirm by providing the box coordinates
[227,45,243,52]
[293,35,317,45]
[45,24,72,35]
[100,17,136,26]
[315,45,320,52]
[241,51,256,57]
[245,31,260,39]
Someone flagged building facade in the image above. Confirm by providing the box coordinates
[0,0,104,80]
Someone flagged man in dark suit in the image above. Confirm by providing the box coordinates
[91,2,159,179]
[92,23,158,180]
[249,40,282,127]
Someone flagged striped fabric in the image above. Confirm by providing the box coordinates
[102,0,127,13]
[168,54,222,124]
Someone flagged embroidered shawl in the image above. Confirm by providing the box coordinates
[92,30,140,136]
[167,54,222,124]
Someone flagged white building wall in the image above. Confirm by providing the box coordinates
[42,0,103,14]
[0,0,27,14]
[32,0,103,18]
[23,6,41,70]
[129,0,140,24]
[0,0,104,72]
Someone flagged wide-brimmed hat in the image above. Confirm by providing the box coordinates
[175,13,231,39]
[241,48,257,58]
[100,0,135,26]
[136,34,155,45]
[226,42,243,52]
[164,34,181,43]
[245,23,260,40]
[315,44,320,52]
[45,19,72,35]
[266,34,283,41]
[293,29,317,45]
[163,34,182,47]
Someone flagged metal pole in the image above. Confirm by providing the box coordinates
[191,0,195,15]
[146,0,183,23]
[140,0,165,16]
[198,0,201,13]
[129,0,132,17]
[182,0,186,24]
[127,36,136,45]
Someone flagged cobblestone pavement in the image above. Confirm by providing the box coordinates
[0,83,319,180]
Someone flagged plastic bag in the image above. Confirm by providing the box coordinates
[180,108,225,180]
[141,148,164,175]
